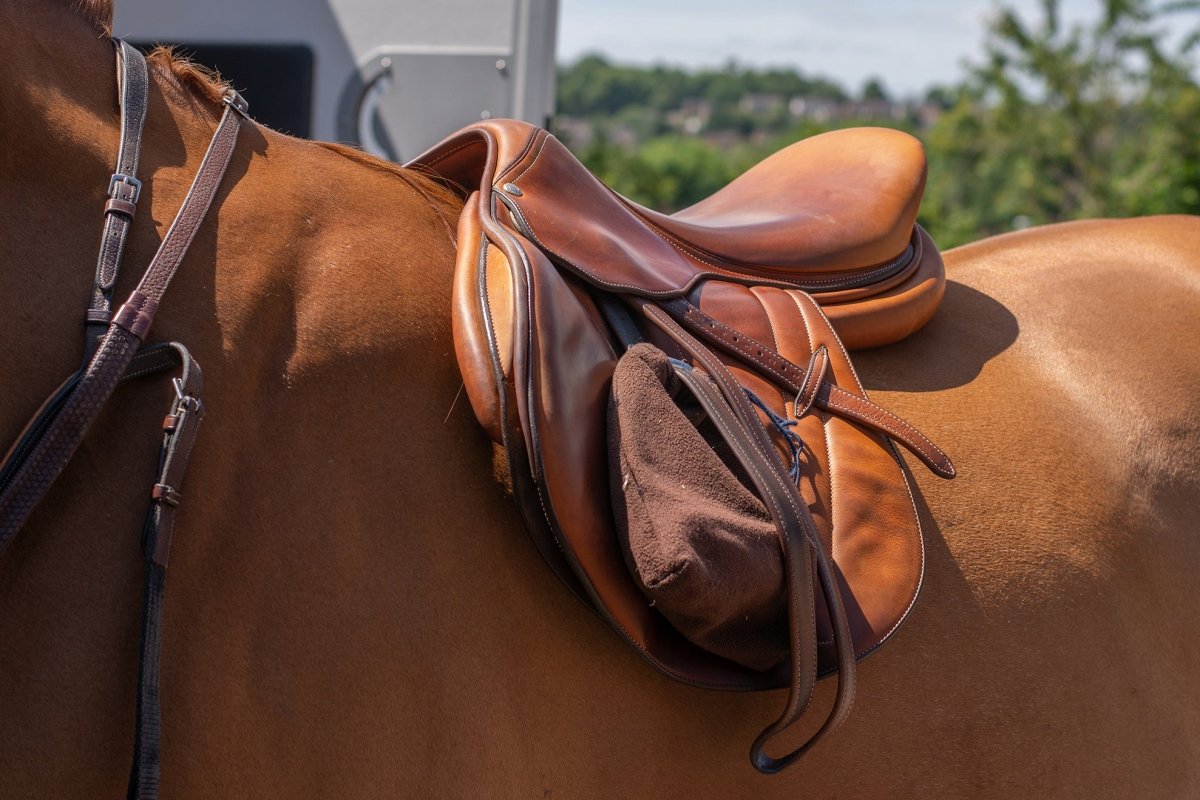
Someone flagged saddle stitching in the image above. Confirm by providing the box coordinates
[505,131,552,184]
[868,438,927,655]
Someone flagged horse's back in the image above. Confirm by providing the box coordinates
[831,215,1200,796]
[286,214,1199,798]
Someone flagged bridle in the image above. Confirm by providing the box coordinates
[0,40,248,799]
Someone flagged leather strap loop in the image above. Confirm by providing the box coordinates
[795,345,829,419]
[642,303,857,773]
[105,198,137,219]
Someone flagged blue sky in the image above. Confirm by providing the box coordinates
[557,0,1098,97]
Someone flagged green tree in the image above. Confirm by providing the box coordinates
[861,77,891,102]
[921,0,1200,246]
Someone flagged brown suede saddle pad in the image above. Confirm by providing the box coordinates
[409,120,953,770]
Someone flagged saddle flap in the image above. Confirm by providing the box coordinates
[691,283,926,661]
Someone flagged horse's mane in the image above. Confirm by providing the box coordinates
[145,47,231,104]
[69,1,229,103]
[73,0,113,34]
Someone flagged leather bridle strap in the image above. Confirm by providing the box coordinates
[0,51,244,551]
[86,39,151,356]
[0,42,245,799]
[126,342,205,800]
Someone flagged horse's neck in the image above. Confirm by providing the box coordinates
[0,18,116,432]
[0,4,114,173]
[0,13,229,423]
[0,8,466,499]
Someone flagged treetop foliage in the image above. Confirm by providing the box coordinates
[557,54,848,119]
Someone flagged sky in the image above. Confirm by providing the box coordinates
[556,0,1098,97]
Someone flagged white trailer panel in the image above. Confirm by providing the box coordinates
[113,0,558,160]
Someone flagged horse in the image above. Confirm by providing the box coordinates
[2,1,1198,796]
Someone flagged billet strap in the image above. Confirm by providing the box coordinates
[86,41,151,353]
[666,299,956,479]
[0,87,245,555]
[642,304,857,774]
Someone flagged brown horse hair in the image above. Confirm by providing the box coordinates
[315,142,460,246]
[144,46,231,105]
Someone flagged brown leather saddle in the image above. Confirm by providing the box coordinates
[410,120,954,772]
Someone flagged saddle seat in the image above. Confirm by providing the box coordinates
[637,126,927,274]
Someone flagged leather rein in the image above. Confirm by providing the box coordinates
[0,41,247,799]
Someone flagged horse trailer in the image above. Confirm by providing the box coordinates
[112,0,559,161]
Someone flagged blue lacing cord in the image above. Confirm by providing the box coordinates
[743,388,804,482]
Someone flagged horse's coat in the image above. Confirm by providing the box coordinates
[1,2,1198,796]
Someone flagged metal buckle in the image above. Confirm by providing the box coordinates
[172,379,204,416]
[223,89,249,116]
[107,172,142,202]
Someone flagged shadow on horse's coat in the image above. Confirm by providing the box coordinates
[856,280,1019,392]
[0,1,1198,796]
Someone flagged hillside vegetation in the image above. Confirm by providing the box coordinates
[554,0,1200,248]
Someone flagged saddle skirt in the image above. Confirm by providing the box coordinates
[409,120,953,768]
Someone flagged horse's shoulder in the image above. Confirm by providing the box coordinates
[219,129,465,379]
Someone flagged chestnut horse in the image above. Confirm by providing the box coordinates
[2,1,1198,797]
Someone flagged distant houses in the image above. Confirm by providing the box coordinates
[557,91,944,150]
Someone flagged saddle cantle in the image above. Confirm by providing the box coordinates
[410,120,954,772]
